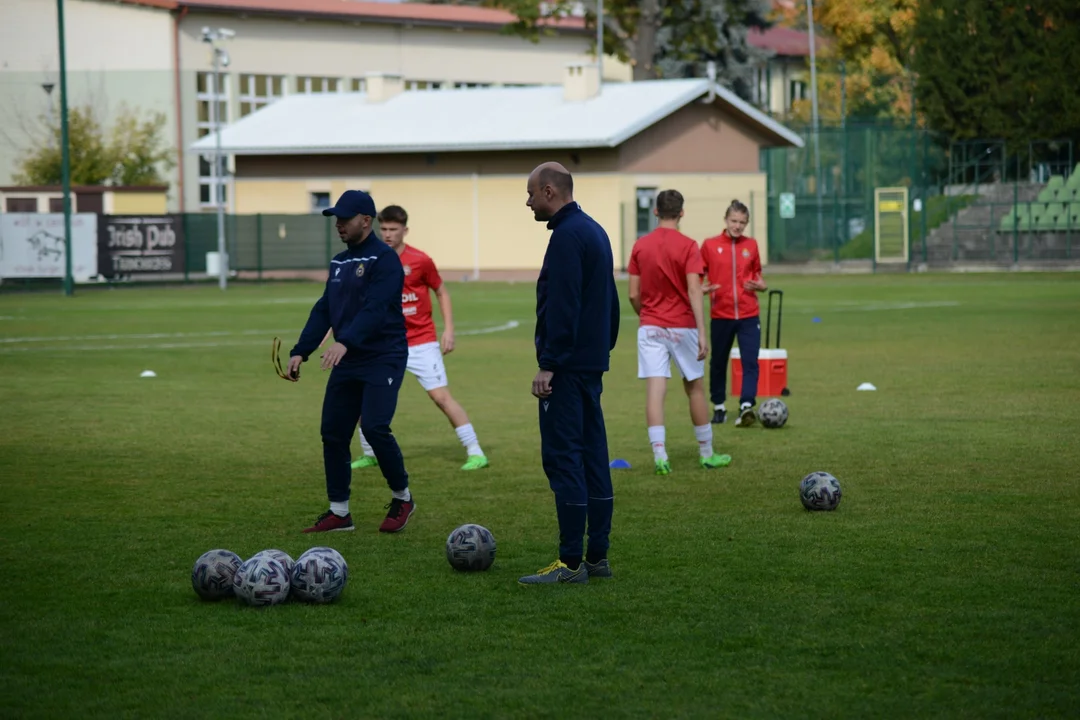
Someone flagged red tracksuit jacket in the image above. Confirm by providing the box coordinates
[700,230,763,320]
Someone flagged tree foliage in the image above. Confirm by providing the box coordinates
[911,0,1080,149]
[13,104,174,187]
[486,0,774,96]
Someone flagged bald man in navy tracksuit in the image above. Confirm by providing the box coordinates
[519,162,621,586]
[287,190,416,535]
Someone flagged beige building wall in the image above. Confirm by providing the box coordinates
[108,191,168,215]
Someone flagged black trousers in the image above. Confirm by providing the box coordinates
[538,371,613,560]
[320,362,408,502]
[709,316,761,407]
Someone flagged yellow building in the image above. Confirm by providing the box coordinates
[191,63,802,274]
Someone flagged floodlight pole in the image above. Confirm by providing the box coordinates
[597,0,604,83]
[806,0,826,258]
[202,27,233,291]
[57,0,74,296]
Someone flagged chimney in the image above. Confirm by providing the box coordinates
[563,62,600,102]
[364,72,404,103]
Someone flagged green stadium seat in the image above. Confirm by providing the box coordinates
[1047,175,1065,191]
[999,208,1018,231]
[1036,211,1057,231]
[1037,187,1056,203]
[1066,171,1080,190]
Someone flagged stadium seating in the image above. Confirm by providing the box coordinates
[997,163,1080,232]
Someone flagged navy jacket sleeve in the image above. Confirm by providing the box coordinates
[290,283,331,360]
[337,253,403,352]
[537,232,582,371]
[609,281,620,350]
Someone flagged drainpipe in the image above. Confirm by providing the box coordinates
[173,6,189,212]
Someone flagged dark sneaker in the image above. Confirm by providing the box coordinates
[735,405,757,428]
[379,497,415,533]
[518,560,589,585]
[302,510,355,533]
[583,559,612,578]
[711,408,726,424]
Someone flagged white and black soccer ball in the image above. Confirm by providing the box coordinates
[800,471,842,511]
[191,549,243,600]
[759,398,788,429]
[233,555,291,606]
[291,547,348,603]
[446,523,497,572]
[248,548,295,577]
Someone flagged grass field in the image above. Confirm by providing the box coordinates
[2,273,1079,719]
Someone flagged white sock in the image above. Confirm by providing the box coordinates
[740,401,753,411]
[357,428,375,457]
[714,403,726,412]
[330,501,349,517]
[648,425,667,462]
[455,423,483,457]
[694,424,714,458]
[392,487,411,502]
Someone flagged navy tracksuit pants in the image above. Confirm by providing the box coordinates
[710,316,761,407]
[538,371,613,561]
[320,363,409,502]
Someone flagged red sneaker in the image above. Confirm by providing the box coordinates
[302,510,355,533]
[378,497,415,533]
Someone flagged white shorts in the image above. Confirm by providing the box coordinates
[407,341,448,391]
[637,326,704,381]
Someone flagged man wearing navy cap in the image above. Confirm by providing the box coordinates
[287,190,416,534]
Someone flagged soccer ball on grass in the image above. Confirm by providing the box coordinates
[445,524,497,572]
[799,471,842,511]
[191,549,243,600]
[291,547,348,603]
[758,398,788,429]
[233,555,291,606]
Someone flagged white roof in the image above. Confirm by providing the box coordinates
[190,78,803,155]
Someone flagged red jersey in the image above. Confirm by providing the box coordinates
[700,231,762,320]
[627,227,704,329]
[398,244,443,346]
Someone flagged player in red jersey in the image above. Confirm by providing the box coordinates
[347,205,488,471]
[627,190,732,475]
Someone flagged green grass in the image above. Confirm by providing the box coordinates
[838,194,976,260]
[2,274,1080,719]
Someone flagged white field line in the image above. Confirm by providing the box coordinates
[0,320,521,353]
[619,300,961,321]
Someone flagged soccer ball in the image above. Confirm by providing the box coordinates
[291,547,348,603]
[191,549,242,600]
[445,523,497,572]
[233,555,291,607]
[248,548,295,577]
[800,471,842,511]
[759,398,788,429]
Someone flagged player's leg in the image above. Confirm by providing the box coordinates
[519,373,589,585]
[357,369,414,533]
[581,371,614,579]
[673,328,732,469]
[735,316,762,427]
[426,387,489,469]
[709,318,738,423]
[350,427,378,469]
[638,326,672,475]
[304,368,363,533]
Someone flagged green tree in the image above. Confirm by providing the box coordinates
[487,0,773,92]
[911,0,1080,149]
[13,104,175,187]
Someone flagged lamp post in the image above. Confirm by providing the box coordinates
[55,1,73,296]
[201,26,234,291]
[806,0,826,259]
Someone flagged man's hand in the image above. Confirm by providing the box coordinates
[701,282,719,294]
[286,355,303,381]
[744,277,767,292]
[697,331,708,361]
[532,370,554,399]
[440,329,455,355]
[320,342,348,370]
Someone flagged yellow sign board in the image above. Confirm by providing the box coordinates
[874,187,909,264]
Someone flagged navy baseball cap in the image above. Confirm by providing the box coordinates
[322,190,376,219]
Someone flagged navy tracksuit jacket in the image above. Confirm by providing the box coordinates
[534,202,620,560]
[291,234,409,500]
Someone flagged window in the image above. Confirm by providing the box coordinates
[452,81,492,89]
[405,80,444,91]
[239,74,285,117]
[350,78,366,92]
[788,79,807,109]
[297,76,339,94]
[6,197,37,212]
[197,71,231,208]
[310,192,330,214]
[753,66,770,112]
[635,188,657,237]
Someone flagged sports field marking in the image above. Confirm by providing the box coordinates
[456,320,520,335]
[0,328,285,344]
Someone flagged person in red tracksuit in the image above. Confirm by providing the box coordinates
[701,199,768,427]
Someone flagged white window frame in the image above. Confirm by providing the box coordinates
[297,76,340,94]
[239,74,285,118]
[405,80,444,91]
[197,71,231,209]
